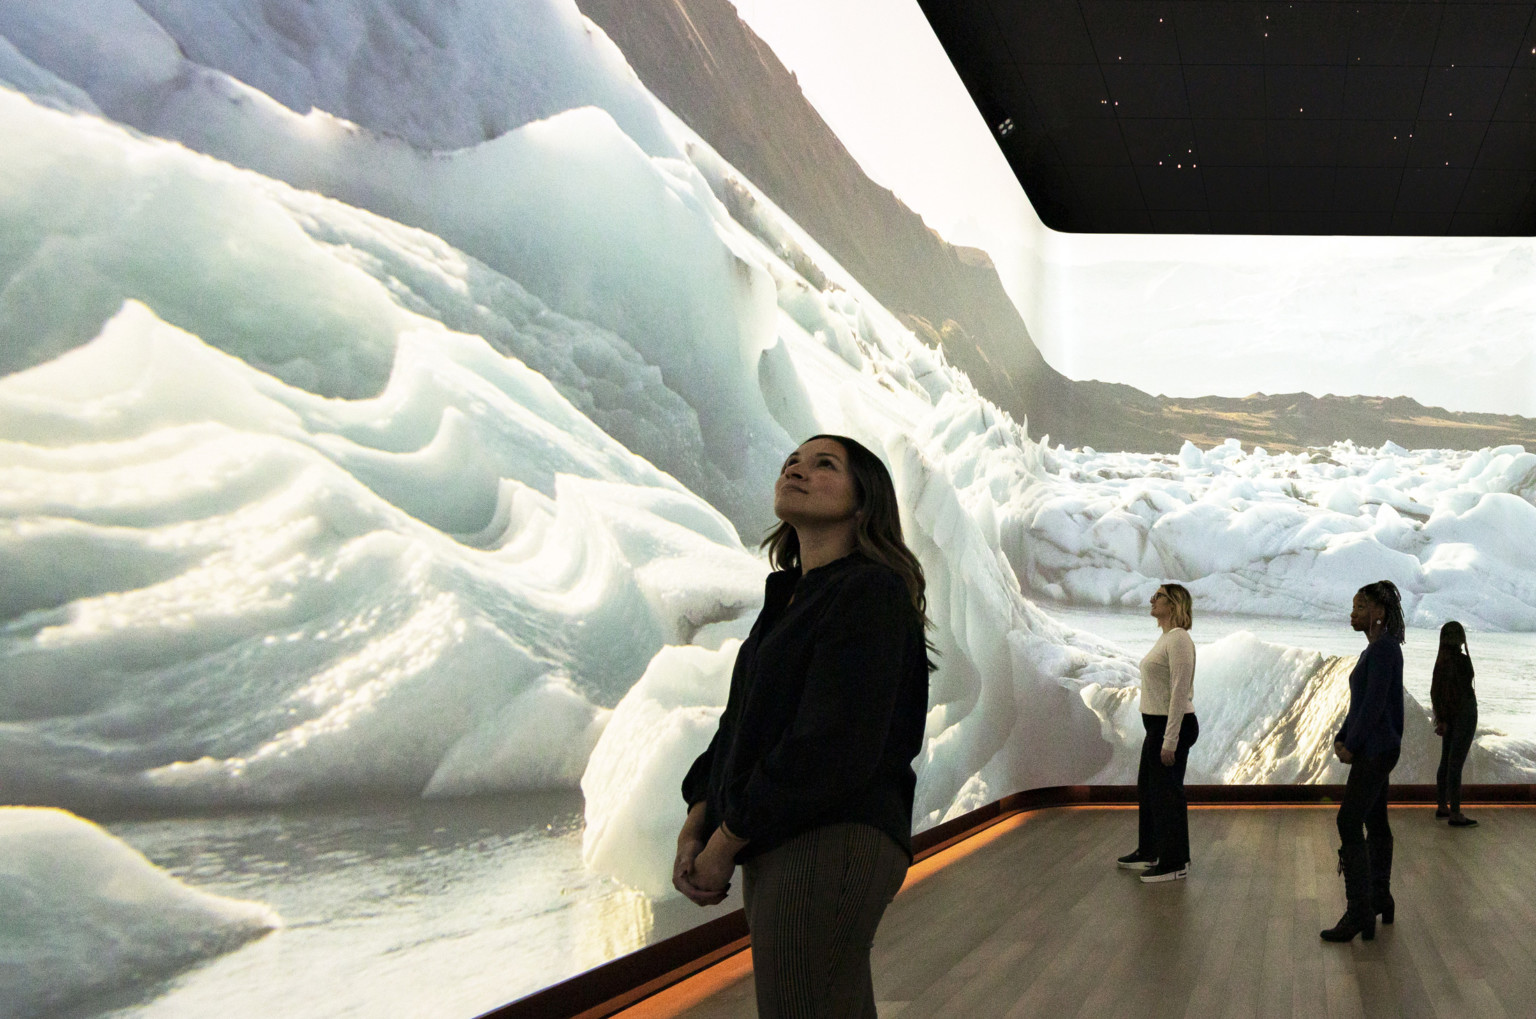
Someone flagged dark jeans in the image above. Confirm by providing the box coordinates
[1336,746,1399,848]
[1436,701,1478,813]
[1138,713,1199,867]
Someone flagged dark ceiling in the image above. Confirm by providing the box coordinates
[918,1,1536,234]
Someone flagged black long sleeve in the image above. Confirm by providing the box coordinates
[1337,638,1403,757]
[1430,655,1474,724]
[680,553,929,861]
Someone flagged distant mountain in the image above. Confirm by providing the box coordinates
[1125,391,1536,454]
[574,0,1536,454]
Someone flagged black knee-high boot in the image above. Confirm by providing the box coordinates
[1321,843,1376,943]
[1368,836,1394,925]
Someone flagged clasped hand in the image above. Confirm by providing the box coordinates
[1334,740,1353,764]
[672,829,740,907]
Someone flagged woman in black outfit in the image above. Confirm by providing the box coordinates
[1321,579,1405,943]
[674,434,932,1019]
[1432,621,1479,828]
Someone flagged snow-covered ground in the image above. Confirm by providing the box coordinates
[1,0,1534,1013]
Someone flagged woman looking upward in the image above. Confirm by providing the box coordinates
[1118,583,1199,884]
[673,435,932,1018]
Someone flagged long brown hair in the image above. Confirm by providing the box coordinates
[1431,620,1474,719]
[762,434,928,623]
[1434,620,1475,683]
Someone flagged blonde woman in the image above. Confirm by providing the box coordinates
[1118,583,1199,883]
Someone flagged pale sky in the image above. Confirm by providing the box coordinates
[729,0,1045,269]
[726,0,1536,417]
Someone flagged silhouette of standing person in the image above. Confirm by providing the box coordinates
[673,435,932,1019]
[1322,579,1405,943]
[1118,583,1199,883]
[1432,621,1479,828]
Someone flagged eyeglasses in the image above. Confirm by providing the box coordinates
[1150,592,1168,602]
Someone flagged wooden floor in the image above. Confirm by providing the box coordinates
[643,805,1536,1019]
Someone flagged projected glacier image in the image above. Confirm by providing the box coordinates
[2,0,1535,1015]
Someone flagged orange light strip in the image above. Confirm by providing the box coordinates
[613,949,753,1019]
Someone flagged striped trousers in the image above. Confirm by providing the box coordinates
[742,823,909,1019]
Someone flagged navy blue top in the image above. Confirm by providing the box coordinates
[1336,637,1404,758]
[681,552,930,862]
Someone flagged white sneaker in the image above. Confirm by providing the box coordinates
[1140,861,1189,883]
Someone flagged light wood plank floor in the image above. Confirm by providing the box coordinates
[656,805,1536,1019]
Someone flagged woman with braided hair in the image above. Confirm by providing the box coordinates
[1321,579,1406,943]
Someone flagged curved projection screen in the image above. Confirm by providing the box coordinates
[2,0,1533,1015]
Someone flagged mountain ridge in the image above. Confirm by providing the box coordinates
[575,0,1536,454]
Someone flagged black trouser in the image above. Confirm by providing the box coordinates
[1336,746,1399,848]
[742,823,909,1019]
[1436,701,1478,813]
[1138,713,1199,867]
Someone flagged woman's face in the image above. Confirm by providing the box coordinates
[774,438,859,528]
[1150,587,1172,625]
[1350,593,1382,633]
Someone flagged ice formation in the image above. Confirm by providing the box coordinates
[998,439,1536,630]
[0,0,1532,915]
[0,806,279,1017]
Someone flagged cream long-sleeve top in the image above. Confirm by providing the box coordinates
[1139,627,1196,752]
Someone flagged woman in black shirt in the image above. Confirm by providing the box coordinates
[1322,579,1405,943]
[675,434,931,1019]
[1432,621,1478,828]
